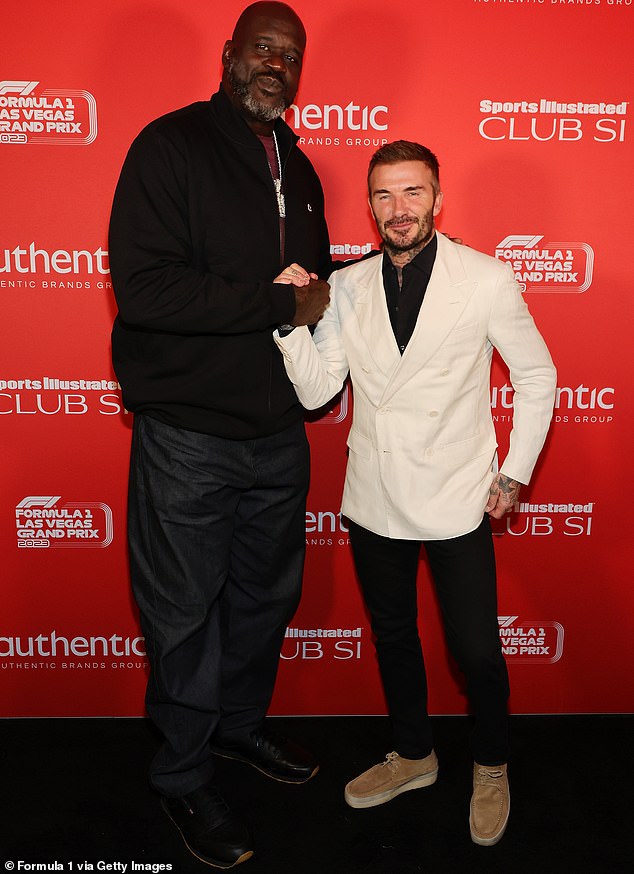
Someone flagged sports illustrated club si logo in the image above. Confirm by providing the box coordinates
[495,235,594,293]
[281,626,363,662]
[0,376,124,416]
[0,80,97,145]
[491,500,594,538]
[478,97,627,143]
[498,616,564,665]
[330,242,374,258]
[15,496,113,549]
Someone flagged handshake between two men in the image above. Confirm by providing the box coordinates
[275,262,330,326]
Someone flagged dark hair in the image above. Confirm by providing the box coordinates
[368,141,441,195]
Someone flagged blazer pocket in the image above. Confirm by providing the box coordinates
[346,428,372,459]
[444,322,478,345]
[441,433,496,468]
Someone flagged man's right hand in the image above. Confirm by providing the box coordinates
[291,278,330,326]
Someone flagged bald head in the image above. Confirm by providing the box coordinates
[222,2,306,134]
[232,2,306,45]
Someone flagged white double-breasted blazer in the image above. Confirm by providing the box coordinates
[275,232,556,540]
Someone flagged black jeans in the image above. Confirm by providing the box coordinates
[128,414,310,796]
[348,516,509,765]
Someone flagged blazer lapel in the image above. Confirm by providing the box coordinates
[352,255,401,379]
[381,233,477,401]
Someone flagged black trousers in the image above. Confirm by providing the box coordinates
[348,516,510,765]
[128,414,310,796]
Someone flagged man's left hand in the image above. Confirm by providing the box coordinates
[486,473,521,519]
[274,263,317,286]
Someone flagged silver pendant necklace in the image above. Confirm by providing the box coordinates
[272,131,286,218]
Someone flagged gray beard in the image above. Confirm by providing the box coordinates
[229,64,287,123]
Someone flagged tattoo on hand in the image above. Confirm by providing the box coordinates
[496,475,521,503]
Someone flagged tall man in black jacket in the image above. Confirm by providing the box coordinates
[109,3,330,867]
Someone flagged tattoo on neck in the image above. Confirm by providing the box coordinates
[387,243,425,270]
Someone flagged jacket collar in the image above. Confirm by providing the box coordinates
[382,232,478,400]
[208,86,298,161]
[350,233,477,392]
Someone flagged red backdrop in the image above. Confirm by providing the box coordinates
[2,0,633,717]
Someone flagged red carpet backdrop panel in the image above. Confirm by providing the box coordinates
[1,0,632,717]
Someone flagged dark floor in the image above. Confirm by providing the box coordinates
[1,715,632,873]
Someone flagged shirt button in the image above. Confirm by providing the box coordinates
[440,368,450,376]
[425,448,434,457]
[429,410,439,417]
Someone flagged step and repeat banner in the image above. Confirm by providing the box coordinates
[2,0,633,717]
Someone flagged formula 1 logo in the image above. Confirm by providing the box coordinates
[0,79,98,145]
[0,81,39,96]
[495,235,594,293]
[498,615,564,664]
[16,495,113,548]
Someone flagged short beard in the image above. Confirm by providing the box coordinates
[380,213,435,261]
[228,62,287,123]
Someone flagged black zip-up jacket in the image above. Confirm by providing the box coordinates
[109,87,332,438]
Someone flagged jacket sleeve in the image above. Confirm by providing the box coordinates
[487,264,557,484]
[108,127,296,335]
[274,270,349,409]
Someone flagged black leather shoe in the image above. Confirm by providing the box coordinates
[211,725,319,784]
[161,784,253,869]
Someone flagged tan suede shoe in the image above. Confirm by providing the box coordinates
[469,762,510,846]
[344,750,438,809]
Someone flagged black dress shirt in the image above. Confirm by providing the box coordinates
[382,233,438,354]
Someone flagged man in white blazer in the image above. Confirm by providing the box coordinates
[273,141,556,846]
